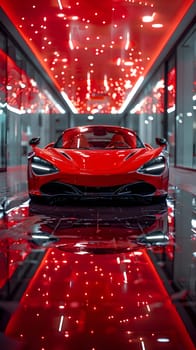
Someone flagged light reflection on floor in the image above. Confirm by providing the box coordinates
[0,188,195,350]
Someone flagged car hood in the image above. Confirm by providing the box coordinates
[39,147,164,173]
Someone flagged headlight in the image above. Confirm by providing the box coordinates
[31,156,59,175]
[138,156,166,175]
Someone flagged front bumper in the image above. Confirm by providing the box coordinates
[28,181,167,203]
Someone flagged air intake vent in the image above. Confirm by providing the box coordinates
[61,152,72,160]
[125,151,136,161]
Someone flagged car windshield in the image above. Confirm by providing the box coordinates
[54,127,144,150]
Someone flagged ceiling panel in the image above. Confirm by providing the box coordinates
[0,0,194,114]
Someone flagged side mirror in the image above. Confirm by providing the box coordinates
[156,137,167,147]
[29,137,40,146]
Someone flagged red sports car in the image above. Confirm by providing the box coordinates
[28,125,169,203]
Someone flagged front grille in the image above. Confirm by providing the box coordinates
[41,182,79,195]
[40,181,156,198]
[117,182,155,195]
[76,185,120,194]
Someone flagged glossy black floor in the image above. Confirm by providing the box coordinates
[0,186,195,350]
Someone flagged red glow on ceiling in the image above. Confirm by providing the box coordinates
[0,0,194,114]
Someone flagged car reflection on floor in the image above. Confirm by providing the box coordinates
[0,193,195,350]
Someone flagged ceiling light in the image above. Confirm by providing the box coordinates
[69,33,74,50]
[57,0,63,10]
[124,61,133,66]
[152,23,163,28]
[72,16,79,21]
[57,13,65,18]
[88,115,94,120]
[157,338,170,343]
[116,58,121,66]
[61,91,78,113]
[125,31,130,50]
[142,13,155,23]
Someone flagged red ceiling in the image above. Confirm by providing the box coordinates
[0,0,194,114]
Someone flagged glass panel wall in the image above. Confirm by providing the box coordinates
[128,23,195,172]
[167,58,176,166]
[0,27,67,199]
[129,65,165,147]
[176,26,196,169]
[0,31,7,171]
[6,38,66,167]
